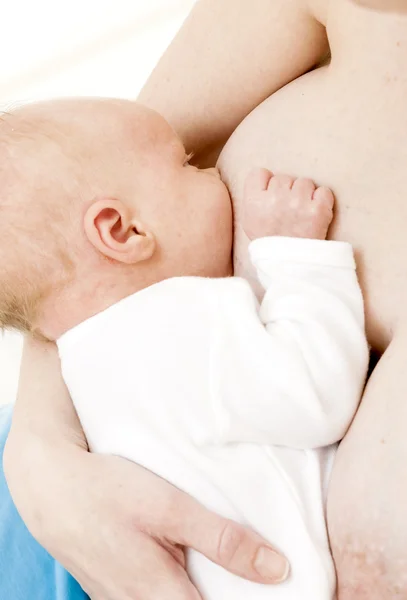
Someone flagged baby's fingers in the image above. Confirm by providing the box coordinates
[244,168,273,196]
[313,186,335,212]
[292,178,316,198]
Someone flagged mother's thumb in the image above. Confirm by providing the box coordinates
[164,495,290,584]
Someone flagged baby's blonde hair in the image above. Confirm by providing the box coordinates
[0,274,47,334]
[0,110,78,334]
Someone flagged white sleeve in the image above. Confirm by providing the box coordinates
[210,237,369,449]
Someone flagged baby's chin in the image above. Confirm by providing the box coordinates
[222,260,234,279]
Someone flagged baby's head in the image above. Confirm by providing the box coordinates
[0,98,232,340]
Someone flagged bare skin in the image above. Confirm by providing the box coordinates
[143,0,407,596]
[6,0,407,598]
[351,0,407,11]
[215,3,407,598]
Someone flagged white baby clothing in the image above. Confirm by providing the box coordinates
[57,236,369,600]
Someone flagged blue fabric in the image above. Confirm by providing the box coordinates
[0,404,89,600]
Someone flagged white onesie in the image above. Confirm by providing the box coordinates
[57,236,369,600]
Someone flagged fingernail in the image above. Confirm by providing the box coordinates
[254,547,290,582]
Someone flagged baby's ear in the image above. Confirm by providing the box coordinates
[84,198,156,264]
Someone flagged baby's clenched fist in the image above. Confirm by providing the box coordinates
[242,168,334,241]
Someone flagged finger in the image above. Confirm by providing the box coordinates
[244,167,273,195]
[83,534,202,600]
[268,174,294,190]
[292,177,316,197]
[312,186,335,210]
[134,539,203,600]
[164,493,289,585]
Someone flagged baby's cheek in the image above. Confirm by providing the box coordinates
[213,188,232,236]
[207,199,233,276]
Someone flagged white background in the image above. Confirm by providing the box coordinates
[0,0,196,405]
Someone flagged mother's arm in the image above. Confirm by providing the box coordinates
[139,0,328,162]
[4,2,328,599]
[6,339,288,598]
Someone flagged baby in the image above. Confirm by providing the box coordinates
[0,97,369,599]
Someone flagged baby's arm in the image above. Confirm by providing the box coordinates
[212,169,369,449]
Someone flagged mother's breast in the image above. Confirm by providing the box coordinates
[218,67,407,353]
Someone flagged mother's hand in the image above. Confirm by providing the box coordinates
[4,434,288,600]
[3,337,288,599]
